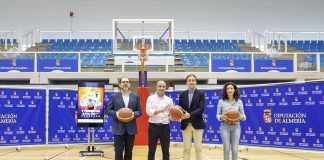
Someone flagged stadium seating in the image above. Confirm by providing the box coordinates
[36,38,322,67]
[176,39,246,66]
[0,39,17,43]
[39,39,111,66]
[272,40,324,66]
[36,52,108,66]
[174,39,243,52]
[80,53,108,66]
[180,53,209,66]
[180,53,251,66]
[274,40,324,52]
[37,53,78,60]
[44,39,112,52]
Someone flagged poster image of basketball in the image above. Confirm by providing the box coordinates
[77,82,104,127]
[78,87,103,110]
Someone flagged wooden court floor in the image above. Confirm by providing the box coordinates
[0,143,323,160]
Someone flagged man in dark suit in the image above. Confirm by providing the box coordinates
[179,74,205,160]
[107,77,142,160]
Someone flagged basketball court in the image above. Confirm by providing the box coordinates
[1,1,324,160]
[0,144,323,160]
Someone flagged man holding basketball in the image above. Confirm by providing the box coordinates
[216,82,246,160]
[107,77,142,160]
[179,74,205,160]
[146,80,173,160]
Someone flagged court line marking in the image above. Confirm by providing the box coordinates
[0,156,82,159]
[270,149,309,160]
[239,145,324,153]
[171,156,183,160]
[208,156,282,158]
[0,150,17,157]
[45,147,74,160]
[202,153,213,160]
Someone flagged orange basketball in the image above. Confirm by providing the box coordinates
[169,106,183,121]
[118,108,134,122]
[224,108,240,123]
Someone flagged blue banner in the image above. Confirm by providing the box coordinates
[168,81,324,150]
[0,88,46,145]
[212,60,251,72]
[37,59,78,72]
[240,82,324,150]
[254,59,294,72]
[1,81,323,150]
[0,59,34,72]
[166,92,183,142]
[48,90,114,144]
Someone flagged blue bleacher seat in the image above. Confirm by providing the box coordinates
[93,39,100,43]
[42,39,49,43]
[217,40,223,44]
[174,39,244,53]
[44,39,112,52]
[238,40,245,44]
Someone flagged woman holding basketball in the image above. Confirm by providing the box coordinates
[217,82,246,160]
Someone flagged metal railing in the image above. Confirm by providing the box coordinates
[264,30,288,53]
[269,31,324,41]
[0,30,18,51]
[0,51,322,73]
[174,31,247,41]
[39,30,113,41]
[247,29,265,50]
[21,28,38,50]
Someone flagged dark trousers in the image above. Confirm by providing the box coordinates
[114,132,135,160]
[148,123,170,160]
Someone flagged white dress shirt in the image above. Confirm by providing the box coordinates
[122,92,130,107]
[146,93,173,124]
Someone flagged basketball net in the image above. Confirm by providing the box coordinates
[136,44,151,62]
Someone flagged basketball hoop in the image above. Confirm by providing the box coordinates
[136,44,151,62]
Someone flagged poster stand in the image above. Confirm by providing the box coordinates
[79,127,104,157]
[77,82,105,157]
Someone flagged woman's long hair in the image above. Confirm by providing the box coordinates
[221,82,240,101]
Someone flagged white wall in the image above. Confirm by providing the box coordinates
[1,0,324,33]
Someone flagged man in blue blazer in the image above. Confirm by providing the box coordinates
[179,74,205,160]
[107,77,142,160]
